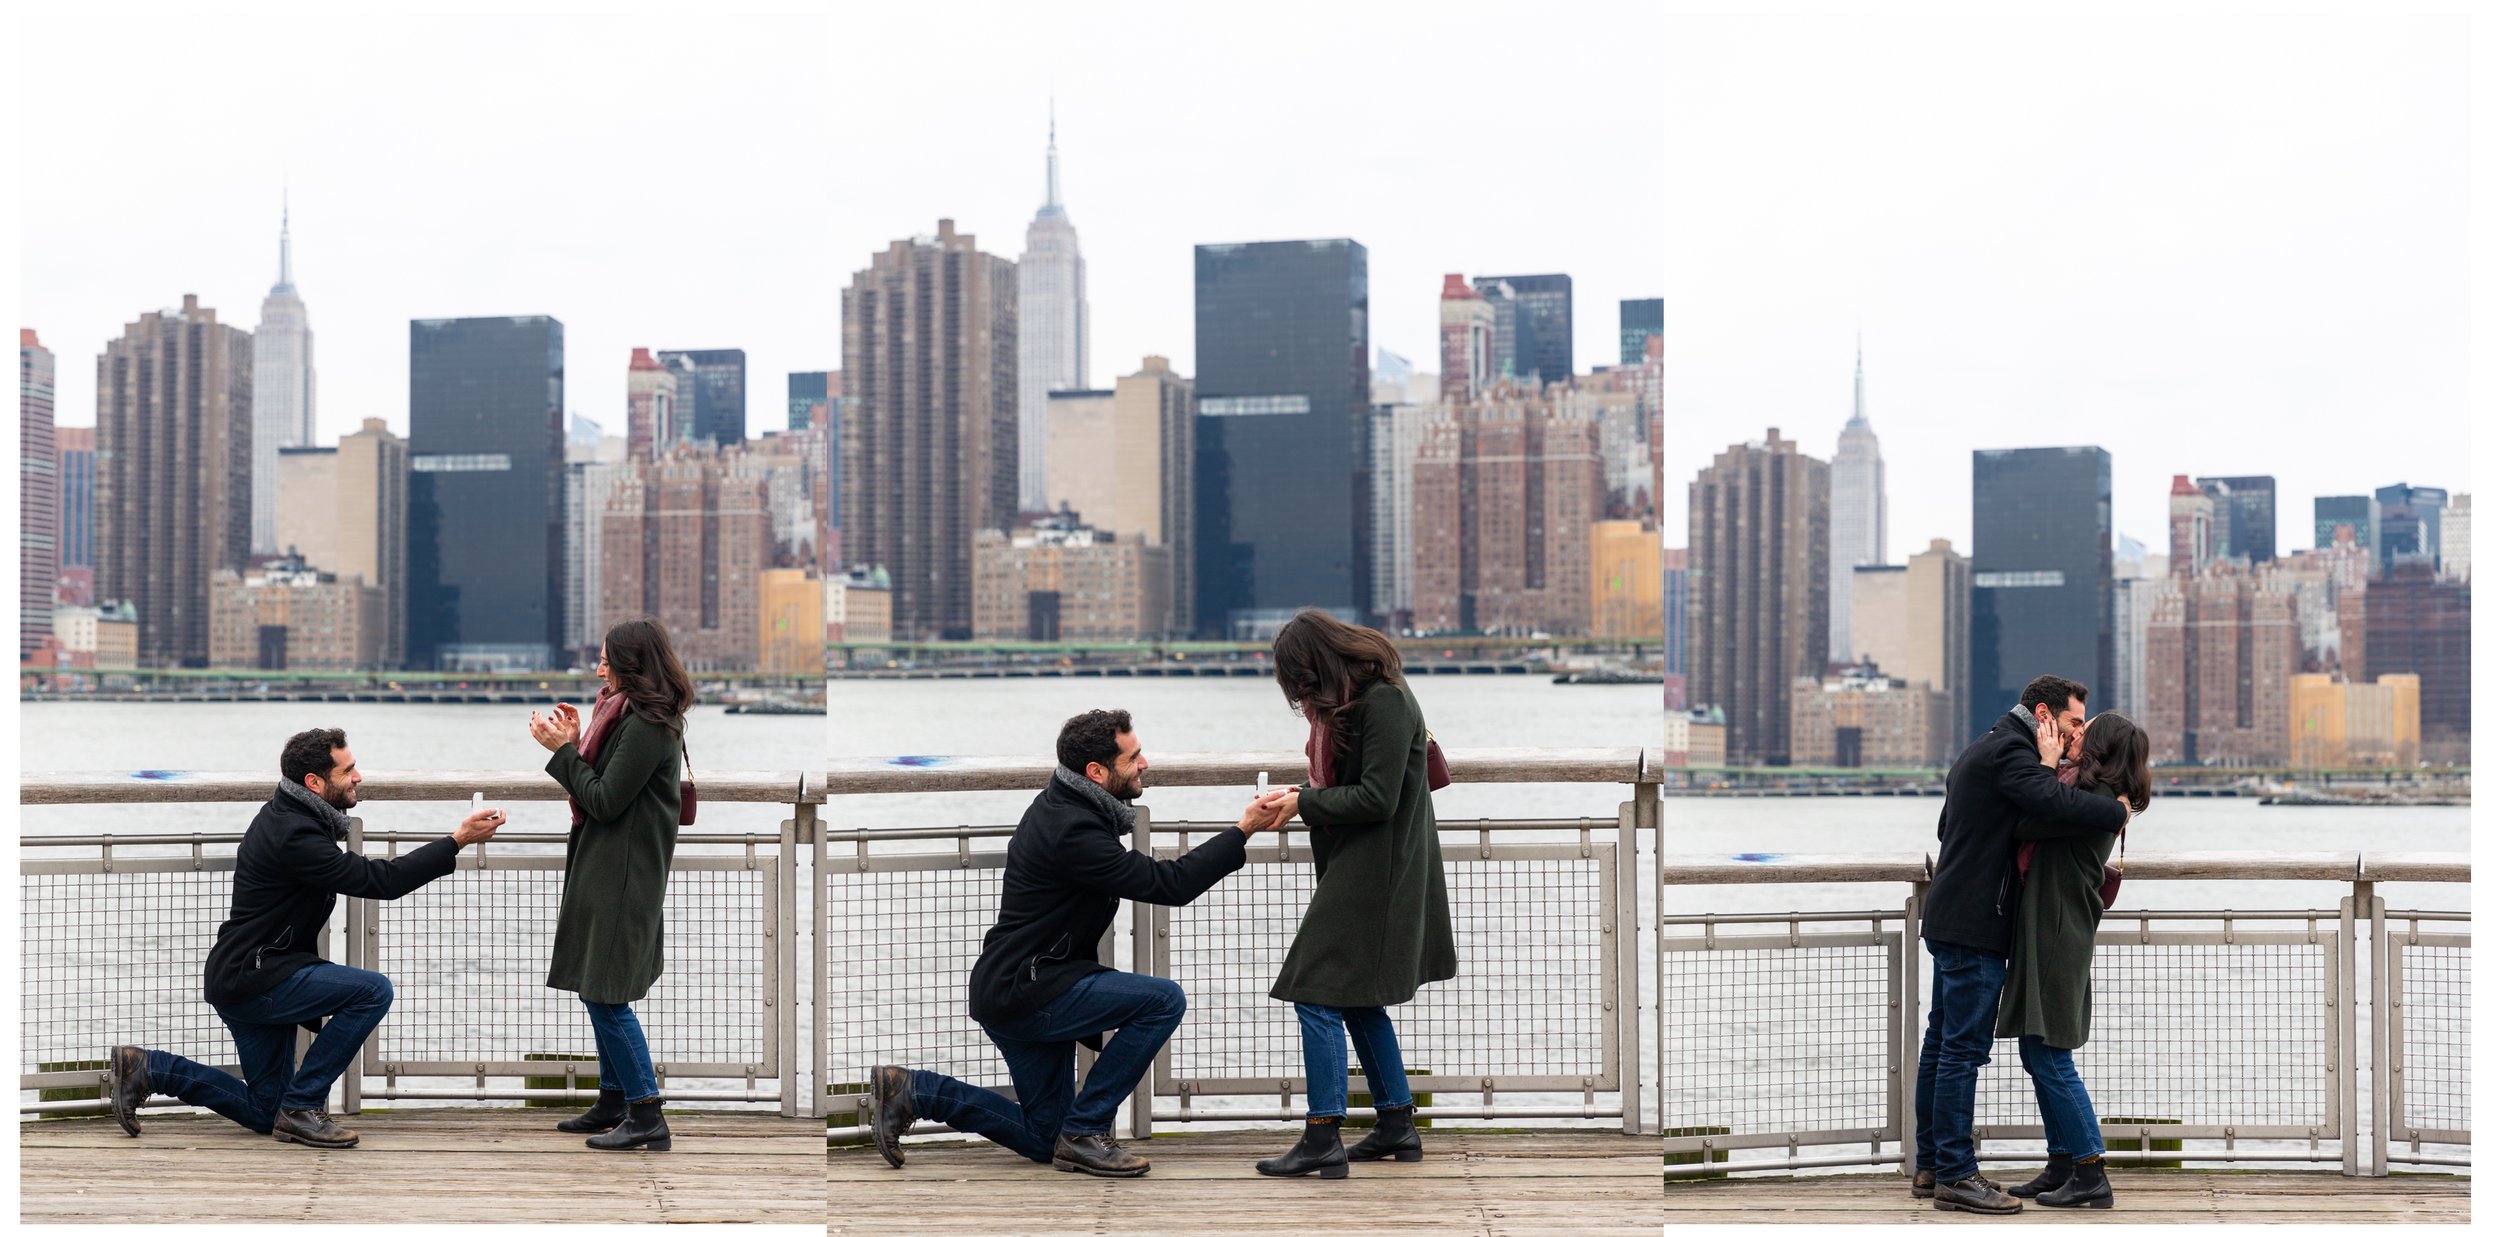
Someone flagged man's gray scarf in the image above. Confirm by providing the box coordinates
[1053,765,1137,834]
[276,778,353,837]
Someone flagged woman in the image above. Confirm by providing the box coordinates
[527,617,695,1152]
[1997,710,2152,1209]
[1253,609,1458,1180]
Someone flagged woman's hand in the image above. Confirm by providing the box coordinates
[1270,787,1302,824]
[1234,788,1294,836]
[529,708,581,753]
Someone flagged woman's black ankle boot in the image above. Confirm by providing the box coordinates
[2008,1152,2073,1198]
[585,1099,672,1151]
[556,1088,627,1133]
[1254,1116,1350,1179]
[1347,1103,1423,1162]
[2037,1155,2112,1208]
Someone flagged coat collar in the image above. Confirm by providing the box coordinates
[1049,765,1137,835]
[274,778,352,839]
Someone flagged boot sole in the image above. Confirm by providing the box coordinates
[273,1131,359,1149]
[1254,1163,1351,1179]
[1346,1149,1424,1162]
[1933,1199,2022,1215]
[2037,1196,2113,1209]
[1054,1159,1149,1178]
[588,1137,673,1151]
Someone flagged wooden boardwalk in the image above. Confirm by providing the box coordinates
[1662,1170,2471,1224]
[827,1129,1662,1236]
[20,1107,824,1225]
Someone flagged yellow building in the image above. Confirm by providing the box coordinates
[2289,673,2421,768]
[1590,519,1663,641]
[757,569,824,676]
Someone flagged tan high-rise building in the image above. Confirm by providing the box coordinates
[96,294,254,667]
[840,220,1018,641]
[1043,357,1195,635]
[1411,385,1602,635]
[1850,538,1972,745]
[210,563,384,670]
[972,524,1172,642]
[757,568,824,676]
[1790,668,1954,768]
[1687,428,1829,765]
[601,444,772,671]
[274,447,340,571]
[2143,562,2300,765]
[274,419,410,668]
[2289,673,2421,768]
[1590,519,1663,641]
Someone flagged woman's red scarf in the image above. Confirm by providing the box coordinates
[1303,709,1337,790]
[568,687,629,829]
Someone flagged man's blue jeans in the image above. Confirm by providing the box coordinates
[582,999,661,1104]
[1296,1003,1414,1119]
[141,962,395,1133]
[2018,1036,2105,1160]
[1913,941,2008,1183]
[907,971,1186,1163]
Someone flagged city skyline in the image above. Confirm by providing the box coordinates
[21,5,1663,454]
[1662,15,2468,556]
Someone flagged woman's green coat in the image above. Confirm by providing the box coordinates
[543,712,682,1005]
[1996,781,2125,1050]
[1269,679,1459,1008]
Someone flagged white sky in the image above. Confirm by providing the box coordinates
[1661,13,2471,555]
[19,2,1665,448]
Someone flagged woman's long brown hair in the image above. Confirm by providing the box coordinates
[2075,711,2153,814]
[1270,609,1404,747]
[603,617,696,733]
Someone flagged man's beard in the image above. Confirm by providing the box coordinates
[1109,771,1145,801]
[320,782,357,810]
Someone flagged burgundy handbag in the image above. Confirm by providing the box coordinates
[2098,827,2125,910]
[678,739,698,827]
[1425,731,1451,792]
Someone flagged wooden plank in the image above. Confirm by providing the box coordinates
[820,748,1650,795]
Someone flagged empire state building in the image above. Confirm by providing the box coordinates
[1017,107,1089,513]
[253,198,317,554]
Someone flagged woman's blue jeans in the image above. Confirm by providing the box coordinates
[583,999,660,1103]
[2018,1035,2105,1160]
[1296,1003,1414,1119]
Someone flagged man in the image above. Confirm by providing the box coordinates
[106,727,505,1148]
[1914,675,2128,1214]
[870,708,1290,1178]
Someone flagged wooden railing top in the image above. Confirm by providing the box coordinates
[1659,850,2470,884]
[19,770,821,806]
[819,746,1660,794]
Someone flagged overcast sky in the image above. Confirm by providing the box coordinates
[21,2,1664,448]
[1661,14,2470,555]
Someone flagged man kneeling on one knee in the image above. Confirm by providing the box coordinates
[871,708,1289,1178]
[106,727,506,1148]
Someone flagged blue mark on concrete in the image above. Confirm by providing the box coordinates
[887,756,953,769]
[1732,852,1780,863]
[131,771,188,782]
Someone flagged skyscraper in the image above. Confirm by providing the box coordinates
[96,296,255,668]
[2440,494,2470,582]
[2374,483,2449,574]
[1475,273,1572,386]
[1687,429,1830,765]
[2168,474,2215,577]
[1849,537,1971,741]
[407,315,565,671]
[787,370,834,432]
[2314,495,2374,554]
[626,348,678,461]
[2196,474,2276,564]
[20,329,56,659]
[841,220,1018,641]
[658,349,747,448]
[1619,297,1663,366]
[1194,238,1369,637]
[1827,343,1885,662]
[1438,275,1494,404]
[1969,447,2112,735]
[2143,564,2298,765]
[1017,107,1088,513]
[251,200,317,557]
[599,444,772,671]
[54,425,94,604]
[2362,560,2470,762]
[1411,388,1603,636]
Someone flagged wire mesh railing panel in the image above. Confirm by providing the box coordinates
[2393,939,2470,1138]
[823,864,1011,1091]
[1159,849,1612,1087]
[21,864,240,1090]
[368,860,770,1072]
[1658,931,1896,1139]
[1973,937,2331,1131]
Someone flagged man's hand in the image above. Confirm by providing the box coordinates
[1235,788,1294,836]
[2033,713,2063,768]
[453,807,507,848]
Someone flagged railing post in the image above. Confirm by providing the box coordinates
[779,788,804,1118]
[2339,881,2362,1176]
[2362,878,2389,1177]
[812,790,831,1122]
[1126,805,1156,1141]
[1899,877,1928,1177]
[1652,768,1668,1143]
[342,813,365,1115]
[1615,786,1646,1135]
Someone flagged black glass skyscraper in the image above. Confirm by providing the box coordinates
[1193,238,1369,638]
[1619,297,1663,366]
[660,348,747,447]
[2314,495,2374,551]
[1476,273,1573,385]
[787,371,828,432]
[2195,474,2277,563]
[2374,482,2448,573]
[1968,446,2112,737]
[407,315,565,671]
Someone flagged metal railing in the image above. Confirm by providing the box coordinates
[1656,850,2470,1178]
[815,748,1661,1140]
[19,770,820,1117]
